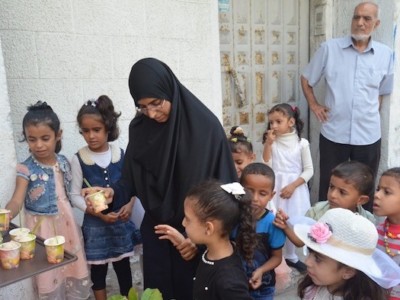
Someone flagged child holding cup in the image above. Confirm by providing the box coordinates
[70,96,139,300]
[5,101,91,298]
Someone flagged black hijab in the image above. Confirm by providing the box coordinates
[124,58,237,225]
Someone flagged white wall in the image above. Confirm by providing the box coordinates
[0,0,223,162]
[0,0,222,298]
[0,39,35,300]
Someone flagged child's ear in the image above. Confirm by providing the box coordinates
[342,266,357,280]
[205,221,215,235]
[250,153,256,161]
[56,129,63,141]
[357,195,370,206]
[289,117,295,127]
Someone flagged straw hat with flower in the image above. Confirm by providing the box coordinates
[293,208,400,289]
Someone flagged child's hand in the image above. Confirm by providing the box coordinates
[273,209,289,229]
[280,183,296,199]
[82,187,114,204]
[249,268,263,290]
[154,224,185,247]
[118,198,135,221]
[99,212,120,223]
[176,238,198,261]
[263,130,276,145]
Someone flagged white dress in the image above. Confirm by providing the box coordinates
[267,130,312,218]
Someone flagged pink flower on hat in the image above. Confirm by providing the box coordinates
[308,222,332,244]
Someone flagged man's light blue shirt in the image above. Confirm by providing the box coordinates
[302,36,394,145]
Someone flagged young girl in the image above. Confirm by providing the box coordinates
[155,180,255,300]
[6,101,91,299]
[228,126,256,178]
[262,103,313,272]
[373,167,400,299]
[239,163,286,299]
[294,208,400,300]
[70,96,138,300]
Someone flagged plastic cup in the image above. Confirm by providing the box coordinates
[14,233,36,260]
[0,209,11,231]
[0,241,21,269]
[9,227,30,241]
[44,236,65,264]
[87,191,108,213]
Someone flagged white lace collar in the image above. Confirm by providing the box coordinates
[78,144,121,166]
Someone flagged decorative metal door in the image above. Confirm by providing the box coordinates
[219,0,309,159]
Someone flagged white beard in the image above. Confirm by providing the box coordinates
[351,33,370,42]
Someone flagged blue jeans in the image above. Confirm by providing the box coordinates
[250,286,275,300]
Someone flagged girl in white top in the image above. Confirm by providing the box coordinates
[263,103,313,271]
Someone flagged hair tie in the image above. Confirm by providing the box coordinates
[292,106,298,113]
[221,182,245,200]
[233,126,244,135]
[29,100,52,111]
[230,137,238,143]
[85,99,97,107]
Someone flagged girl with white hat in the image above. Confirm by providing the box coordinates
[294,208,400,300]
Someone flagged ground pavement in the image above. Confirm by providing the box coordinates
[94,249,304,299]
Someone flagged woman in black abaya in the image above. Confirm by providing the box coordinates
[124,58,237,300]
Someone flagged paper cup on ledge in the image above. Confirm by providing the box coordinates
[0,241,21,269]
[14,233,36,260]
[0,209,11,231]
[44,236,65,264]
[9,227,30,241]
[87,191,108,213]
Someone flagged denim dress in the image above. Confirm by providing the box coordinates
[77,146,137,262]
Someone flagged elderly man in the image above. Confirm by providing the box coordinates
[301,2,394,210]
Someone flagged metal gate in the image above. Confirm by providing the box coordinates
[219,0,309,158]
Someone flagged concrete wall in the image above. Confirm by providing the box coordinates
[0,0,222,298]
[0,38,35,300]
[0,0,222,162]
[306,0,399,202]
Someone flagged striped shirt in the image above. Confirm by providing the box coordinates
[377,221,400,300]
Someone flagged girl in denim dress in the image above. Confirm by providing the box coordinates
[70,95,139,300]
[6,101,91,299]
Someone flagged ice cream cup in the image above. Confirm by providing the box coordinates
[0,209,11,231]
[14,233,36,260]
[9,227,30,241]
[0,241,21,269]
[87,191,108,213]
[44,236,65,264]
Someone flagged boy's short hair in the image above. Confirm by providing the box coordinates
[331,161,374,195]
[240,162,275,190]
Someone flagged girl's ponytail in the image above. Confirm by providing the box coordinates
[235,192,256,263]
[292,106,304,139]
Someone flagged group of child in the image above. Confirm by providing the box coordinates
[154,103,400,299]
[4,98,400,300]
[5,97,139,300]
